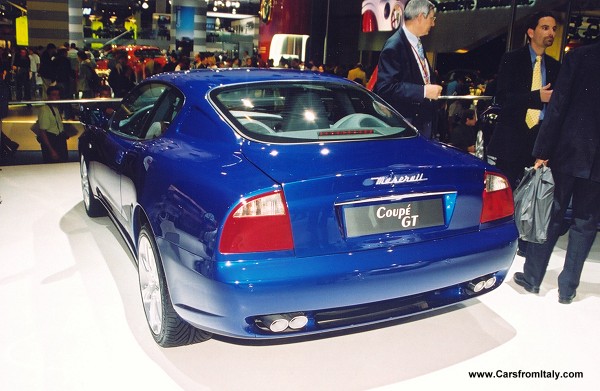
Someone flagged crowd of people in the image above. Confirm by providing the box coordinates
[0,42,382,103]
[0,42,100,103]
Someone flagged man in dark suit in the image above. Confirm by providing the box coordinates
[487,11,560,257]
[513,41,600,304]
[487,11,561,188]
[374,0,443,139]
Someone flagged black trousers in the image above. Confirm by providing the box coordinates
[15,70,31,101]
[40,132,68,163]
[522,170,600,294]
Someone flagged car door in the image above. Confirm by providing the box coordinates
[100,82,169,227]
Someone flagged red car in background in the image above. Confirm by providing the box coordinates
[95,45,167,82]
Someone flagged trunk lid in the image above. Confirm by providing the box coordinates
[241,137,488,258]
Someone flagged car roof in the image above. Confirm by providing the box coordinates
[145,68,357,102]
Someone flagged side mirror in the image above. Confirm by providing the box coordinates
[79,104,113,127]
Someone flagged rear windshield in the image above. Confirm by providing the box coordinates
[211,81,416,143]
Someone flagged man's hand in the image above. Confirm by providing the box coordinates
[540,83,552,103]
[425,84,443,100]
[50,149,60,161]
[534,158,548,169]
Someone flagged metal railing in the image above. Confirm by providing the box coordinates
[1,98,122,165]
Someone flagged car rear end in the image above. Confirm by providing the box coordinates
[164,74,518,339]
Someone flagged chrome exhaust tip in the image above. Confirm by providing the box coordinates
[469,280,486,293]
[484,276,497,289]
[289,314,309,330]
[260,315,289,333]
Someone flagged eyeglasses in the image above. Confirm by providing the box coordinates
[423,13,436,22]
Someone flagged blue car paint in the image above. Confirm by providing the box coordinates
[159,223,515,338]
[79,69,518,340]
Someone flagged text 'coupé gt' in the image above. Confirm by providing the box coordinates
[78,68,517,347]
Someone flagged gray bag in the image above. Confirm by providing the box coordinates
[513,166,554,243]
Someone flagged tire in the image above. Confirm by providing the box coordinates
[137,224,212,347]
[80,155,106,217]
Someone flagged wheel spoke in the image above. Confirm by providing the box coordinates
[80,158,90,208]
[138,234,163,335]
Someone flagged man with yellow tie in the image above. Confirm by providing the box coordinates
[487,11,561,256]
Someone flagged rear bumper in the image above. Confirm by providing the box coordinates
[158,222,517,339]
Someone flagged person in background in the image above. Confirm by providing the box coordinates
[76,50,96,99]
[13,47,31,101]
[28,47,41,99]
[67,42,79,70]
[446,81,471,135]
[347,63,367,86]
[37,86,67,163]
[108,53,135,98]
[92,85,117,125]
[206,55,218,69]
[374,0,443,139]
[38,43,57,100]
[162,53,178,73]
[66,43,79,100]
[192,52,205,69]
[242,50,251,64]
[0,50,18,160]
[175,55,191,71]
[52,47,75,118]
[513,41,600,305]
[445,73,459,96]
[486,10,560,257]
[450,108,478,153]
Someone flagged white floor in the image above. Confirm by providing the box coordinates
[1,163,599,391]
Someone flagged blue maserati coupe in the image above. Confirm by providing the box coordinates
[78,68,517,347]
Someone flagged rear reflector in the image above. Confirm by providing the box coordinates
[219,191,294,253]
[480,172,514,223]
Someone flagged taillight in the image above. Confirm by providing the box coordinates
[219,190,294,253]
[480,172,514,223]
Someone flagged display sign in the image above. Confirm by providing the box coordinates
[15,15,28,46]
[175,6,194,42]
[175,6,194,55]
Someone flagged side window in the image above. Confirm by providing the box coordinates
[144,90,184,139]
[110,83,168,138]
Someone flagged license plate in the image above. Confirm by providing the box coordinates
[343,198,444,238]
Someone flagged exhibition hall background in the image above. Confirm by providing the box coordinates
[7,0,596,79]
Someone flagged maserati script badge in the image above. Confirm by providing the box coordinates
[364,173,428,186]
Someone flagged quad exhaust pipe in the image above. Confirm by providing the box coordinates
[258,275,499,333]
[258,312,309,333]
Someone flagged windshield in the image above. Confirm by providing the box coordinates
[211,81,416,143]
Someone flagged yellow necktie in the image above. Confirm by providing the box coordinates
[525,55,542,128]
